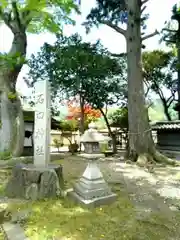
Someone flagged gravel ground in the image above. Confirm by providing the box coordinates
[99,160,180,213]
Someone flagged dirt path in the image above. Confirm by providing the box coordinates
[99,161,180,216]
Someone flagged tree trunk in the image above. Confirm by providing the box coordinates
[126,0,155,161]
[125,0,175,165]
[99,108,117,153]
[177,40,180,120]
[79,94,85,134]
[0,85,24,157]
[162,99,172,121]
[0,30,27,157]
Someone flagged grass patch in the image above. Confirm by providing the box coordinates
[7,188,180,240]
[0,230,5,240]
[1,159,180,239]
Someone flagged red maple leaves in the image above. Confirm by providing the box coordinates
[66,99,101,121]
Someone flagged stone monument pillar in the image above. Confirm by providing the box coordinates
[68,122,117,207]
[34,80,51,166]
[5,80,64,200]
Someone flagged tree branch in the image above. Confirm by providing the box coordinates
[22,9,33,26]
[152,79,165,101]
[157,86,165,101]
[0,7,12,27]
[110,52,127,58]
[141,6,147,13]
[144,80,151,97]
[167,95,175,108]
[105,103,108,115]
[141,30,159,41]
[11,0,22,29]
[111,43,146,58]
[141,0,149,6]
[163,38,175,44]
[162,28,176,33]
[147,102,153,109]
[99,20,127,37]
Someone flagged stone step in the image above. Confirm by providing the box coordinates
[2,222,29,240]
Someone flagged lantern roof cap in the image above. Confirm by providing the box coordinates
[80,122,111,143]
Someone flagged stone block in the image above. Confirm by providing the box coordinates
[2,222,29,240]
[5,163,64,200]
[68,190,117,208]
[68,162,117,207]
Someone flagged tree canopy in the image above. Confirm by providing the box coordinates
[28,32,127,153]
[0,0,79,156]
[28,33,127,108]
[0,0,78,35]
[142,50,177,120]
[161,3,180,119]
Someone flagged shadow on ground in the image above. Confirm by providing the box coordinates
[0,158,180,239]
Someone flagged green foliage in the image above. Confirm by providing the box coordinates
[83,0,149,37]
[0,53,27,70]
[68,142,79,154]
[0,151,12,160]
[60,119,78,132]
[7,92,17,101]
[83,0,126,32]
[148,106,165,121]
[0,0,79,101]
[142,50,177,120]
[28,33,127,110]
[109,108,128,129]
[160,4,180,53]
[0,0,79,82]
[100,142,109,153]
[0,0,79,34]
[5,159,180,240]
[53,138,63,152]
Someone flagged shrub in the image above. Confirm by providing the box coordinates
[68,142,79,154]
[0,151,12,160]
[53,139,63,152]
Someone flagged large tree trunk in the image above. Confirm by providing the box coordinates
[0,29,27,157]
[126,0,175,165]
[0,82,25,156]
[177,41,180,120]
[126,0,155,161]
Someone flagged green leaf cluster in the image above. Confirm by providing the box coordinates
[60,119,78,132]
[108,108,128,129]
[142,50,177,120]
[0,0,79,34]
[143,50,176,95]
[28,33,127,110]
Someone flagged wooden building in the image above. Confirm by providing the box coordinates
[23,110,60,156]
[151,121,180,151]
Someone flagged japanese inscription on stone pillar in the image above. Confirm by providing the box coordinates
[34,80,51,166]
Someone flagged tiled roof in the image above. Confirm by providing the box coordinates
[151,121,180,130]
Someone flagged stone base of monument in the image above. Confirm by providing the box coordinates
[5,163,64,200]
[68,161,117,207]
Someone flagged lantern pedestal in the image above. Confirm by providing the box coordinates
[68,160,117,207]
[68,122,117,207]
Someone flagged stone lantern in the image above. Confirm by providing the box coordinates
[68,122,117,207]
